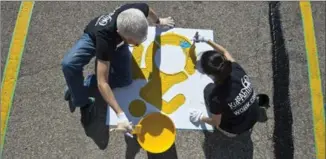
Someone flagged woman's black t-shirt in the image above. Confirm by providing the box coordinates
[207,62,259,134]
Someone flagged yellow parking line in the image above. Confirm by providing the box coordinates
[300,1,325,159]
[0,1,34,154]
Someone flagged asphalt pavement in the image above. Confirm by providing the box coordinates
[1,1,325,159]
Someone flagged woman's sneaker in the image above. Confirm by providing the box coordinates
[257,94,270,109]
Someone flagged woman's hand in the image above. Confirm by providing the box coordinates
[189,109,204,123]
[189,108,222,128]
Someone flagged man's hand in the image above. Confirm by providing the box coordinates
[158,17,175,28]
[189,109,204,123]
[192,32,208,43]
[116,112,133,132]
[110,112,133,137]
[148,8,174,28]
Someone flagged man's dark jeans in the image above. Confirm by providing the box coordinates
[61,33,132,107]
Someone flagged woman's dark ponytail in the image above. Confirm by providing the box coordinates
[200,50,232,83]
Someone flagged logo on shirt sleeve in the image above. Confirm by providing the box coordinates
[95,5,121,26]
[95,14,112,26]
[227,75,255,115]
[241,75,251,88]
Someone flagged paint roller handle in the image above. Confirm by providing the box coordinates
[109,127,134,138]
[192,32,209,43]
[109,124,142,138]
[112,112,135,137]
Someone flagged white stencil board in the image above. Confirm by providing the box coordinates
[106,26,215,130]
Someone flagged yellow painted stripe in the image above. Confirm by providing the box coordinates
[300,1,325,159]
[0,1,34,154]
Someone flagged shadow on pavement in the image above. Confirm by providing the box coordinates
[124,136,141,159]
[147,144,178,159]
[257,107,268,123]
[81,77,110,150]
[257,94,271,123]
[269,1,294,159]
[202,130,253,159]
[199,83,254,159]
[124,136,178,159]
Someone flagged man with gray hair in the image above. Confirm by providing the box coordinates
[61,3,174,135]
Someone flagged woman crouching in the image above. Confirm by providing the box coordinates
[189,32,268,137]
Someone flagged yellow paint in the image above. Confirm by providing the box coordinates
[131,33,196,114]
[0,1,34,148]
[132,124,142,134]
[129,99,146,117]
[300,2,325,159]
[134,112,176,153]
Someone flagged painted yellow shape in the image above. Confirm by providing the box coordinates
[129,99,147,117]
[131,44,148,80]
[1,1,34,149]
[300,2,325,159]
[131,33,196,114]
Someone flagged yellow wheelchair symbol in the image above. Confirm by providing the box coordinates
[129,32,197,117]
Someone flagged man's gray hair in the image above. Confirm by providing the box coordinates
[117,8,148,43]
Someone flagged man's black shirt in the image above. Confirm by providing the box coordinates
[83,3,149,61]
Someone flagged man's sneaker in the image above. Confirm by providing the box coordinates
[64,87,76,113]
[64,87,70,101]
[256,94,270,109]
[80,97,96,127]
